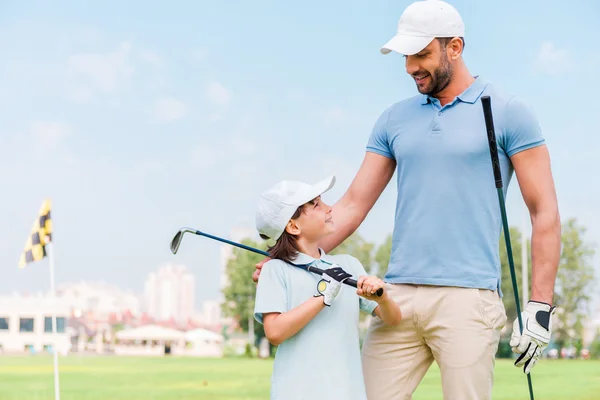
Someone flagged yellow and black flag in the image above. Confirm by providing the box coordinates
[18,199,52,269]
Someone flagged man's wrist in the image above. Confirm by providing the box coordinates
[528,297,553,307]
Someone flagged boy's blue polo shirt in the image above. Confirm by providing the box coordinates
[254,249,378,400]
[366,76,545,295]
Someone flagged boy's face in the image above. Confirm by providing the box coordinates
[292,196,335,241]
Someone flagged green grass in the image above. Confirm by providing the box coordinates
[0,355,598,399]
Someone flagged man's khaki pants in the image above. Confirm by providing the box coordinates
[361,283,507,400]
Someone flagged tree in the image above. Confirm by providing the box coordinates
[552,218,596,353]
[374,234,392,279]
[590,329,600,359]
[329,231,376,274]
[221,238,269,350]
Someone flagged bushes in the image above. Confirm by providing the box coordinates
[590,331,600,359]
[496,337,513,359]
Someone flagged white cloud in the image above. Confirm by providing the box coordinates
[206,81,231,106]
[189,143,219,170]
[286,89,306,101]
[30,122,71,157]
[188,113,261,175]
[191,49,207,61]
[535,41,572,75]
[322,106,347,125]
[140,50,163,68]
[128,160,168,179]
[154,97,187,122]
[68,41,134,101]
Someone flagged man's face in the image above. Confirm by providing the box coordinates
[404,39,454,96]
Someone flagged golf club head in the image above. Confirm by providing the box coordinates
[170,227,196,254]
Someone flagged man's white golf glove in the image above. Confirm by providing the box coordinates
[510,300,556,374]
[314,266,352,306]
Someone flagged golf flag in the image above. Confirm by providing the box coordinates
[18,198,61,400]
[18,199,52,268]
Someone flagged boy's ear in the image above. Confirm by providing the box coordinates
[285,219,301,236]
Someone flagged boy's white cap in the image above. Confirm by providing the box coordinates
[381,0,464,56]
[256,176,336,241]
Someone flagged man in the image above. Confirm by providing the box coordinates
[253,1,561,398]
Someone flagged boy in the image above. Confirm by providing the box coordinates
[254,175,402,400]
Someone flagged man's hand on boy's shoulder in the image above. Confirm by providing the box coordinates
[356,275,388,303]
[253,257,271,283]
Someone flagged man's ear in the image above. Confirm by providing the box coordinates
[285,219,301,236]
[448,37,463,59]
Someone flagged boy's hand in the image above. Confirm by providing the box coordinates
[357,276,388,303]
[314,266,352,306]
[314,273,342,306]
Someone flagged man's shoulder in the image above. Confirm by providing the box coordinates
[482,81,534,112]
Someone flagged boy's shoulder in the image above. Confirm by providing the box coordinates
[321,253,363,274]
[260,258,306,280]
[261,253,366,279]
[261,258,292,275]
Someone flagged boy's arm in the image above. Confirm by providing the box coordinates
[263,297,325,346]
[371,296,402,325]
[256,265,344,346]
[356,271,402,325]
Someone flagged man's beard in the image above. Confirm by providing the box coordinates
[417,56,454,96]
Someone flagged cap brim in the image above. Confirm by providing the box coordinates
[290,175,336,205]
[380,34,434,55]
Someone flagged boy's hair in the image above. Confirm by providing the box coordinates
[259,199,316,263]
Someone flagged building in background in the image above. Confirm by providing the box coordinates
[55,281,141,320]
[200,300,223,327]
[144,264,195,323]
[0,294,71,354]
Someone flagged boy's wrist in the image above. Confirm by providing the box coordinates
[375,293,392,305]
[312,294,327,308]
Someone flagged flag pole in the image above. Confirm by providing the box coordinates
[46,238,61,400]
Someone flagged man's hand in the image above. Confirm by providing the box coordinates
[510,300,557,374]
[253,257,271,283]
[314,266,352,306]
[356,275,387,302]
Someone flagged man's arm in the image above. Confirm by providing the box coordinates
[252,152,395,283]
[511,145,561,304]
[318,152,396,253]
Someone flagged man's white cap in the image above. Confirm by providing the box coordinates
[256,176,336,241]
[381,0,464,56]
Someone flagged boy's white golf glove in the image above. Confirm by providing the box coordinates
[314,266,352,306]
[510,300,556,374]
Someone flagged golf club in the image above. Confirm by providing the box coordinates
[170,227,383,297]
[481,95,534,400]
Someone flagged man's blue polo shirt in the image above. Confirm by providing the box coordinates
[366,76,545,294]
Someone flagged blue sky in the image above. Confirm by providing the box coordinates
[1,0,599,311]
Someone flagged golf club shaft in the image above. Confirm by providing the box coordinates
[481,96,534,400]
[185,229,382,296]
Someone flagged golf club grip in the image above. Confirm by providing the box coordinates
[309,266,383,297]
[481,96,503,189]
